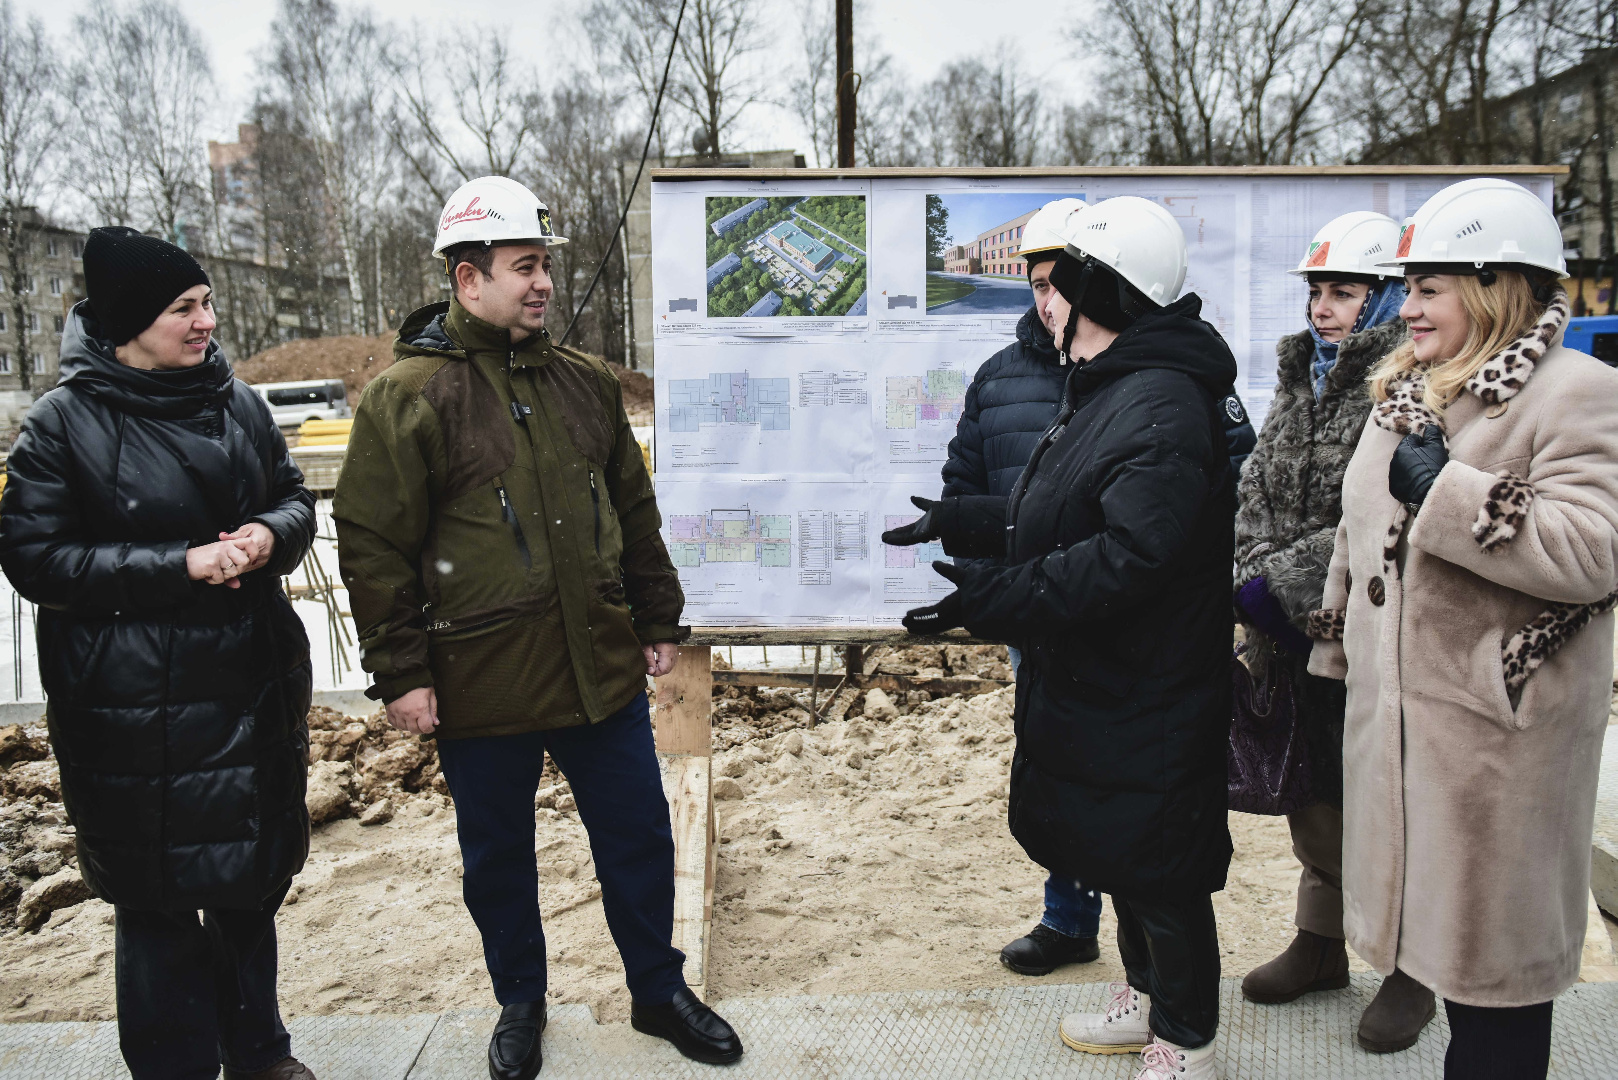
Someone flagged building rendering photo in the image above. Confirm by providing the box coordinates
[704,194,868,318]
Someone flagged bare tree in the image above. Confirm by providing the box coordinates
[264,0,391,334]
[1224,0,1376,164]
[597,0,761,157]
[386,28,539,205]
[581,0,679,162]
[904,54,1044,167]
[789,1,837,167]
[0,1,61,394]
[69,1,214,242]
[530,85,635,363]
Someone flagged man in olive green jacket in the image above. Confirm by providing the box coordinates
[334,176,740,1079]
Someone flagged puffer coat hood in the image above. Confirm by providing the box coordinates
[947,292,1238,899]
[0,301,315,911]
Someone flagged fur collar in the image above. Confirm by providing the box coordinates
[1466,287,1570,406]
[1276,317,1407,397]
[1373,287,1571,436]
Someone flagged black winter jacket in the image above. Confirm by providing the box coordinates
[0,302,316,911]
[950,294,1236,900]
[942,309,1069,499]
[943,307,1257,502]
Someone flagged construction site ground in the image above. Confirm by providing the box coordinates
[1,645,1616,1078]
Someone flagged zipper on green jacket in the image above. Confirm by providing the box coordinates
[588,468,601,554]
[496,483,533,569]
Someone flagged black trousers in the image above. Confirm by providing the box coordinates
[1113,892,1221,1048]
[1444,999,1553,1079]
[434,691,686,1006]
[114,881,292,1080]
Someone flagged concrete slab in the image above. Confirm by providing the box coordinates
[2,978,1616,1079]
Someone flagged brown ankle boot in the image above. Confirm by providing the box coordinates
[1356,968,1436,1053]
[1241,929,1350,1004]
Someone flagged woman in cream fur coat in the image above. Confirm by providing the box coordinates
[1307,178,1618,1079]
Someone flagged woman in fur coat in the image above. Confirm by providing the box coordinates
[1232,212,1434,1053]
[1308,178,1618,1079]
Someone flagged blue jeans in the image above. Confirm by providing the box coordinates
[435,692,686,1006]
[1010,647,1104,940]
[1044,876,1104,938]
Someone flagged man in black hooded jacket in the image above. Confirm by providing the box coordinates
[890,196,1234,1078]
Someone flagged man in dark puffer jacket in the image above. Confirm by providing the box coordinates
[0,229,317,1080]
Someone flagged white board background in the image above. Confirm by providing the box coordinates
[650,171,1557,627]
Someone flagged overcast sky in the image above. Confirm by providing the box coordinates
[23,0,1080,156]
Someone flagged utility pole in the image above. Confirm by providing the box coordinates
[835,0,857,168]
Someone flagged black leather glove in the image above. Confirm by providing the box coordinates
[881,495,1009,558]
[881,496,941,546]
[1389,426,1449,510]
[901,561,967,635]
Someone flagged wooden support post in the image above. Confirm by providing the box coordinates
[834,0,856,168]
[654,645,715,999]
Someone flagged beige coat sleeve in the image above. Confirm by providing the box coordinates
[1408,383,1618,606]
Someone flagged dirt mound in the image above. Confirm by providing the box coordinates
[236,335,654,424]
[709,644,1013,747]
[236,335,398,406]
[304,706,566,825]
[0,723,76,932]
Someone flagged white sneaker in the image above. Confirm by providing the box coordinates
[1134,1035,1220,1079]
[1059,982,1152,1054]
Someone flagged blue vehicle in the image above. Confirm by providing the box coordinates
[1564,314,1618,366]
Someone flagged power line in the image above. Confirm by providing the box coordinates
[559,0,689,348]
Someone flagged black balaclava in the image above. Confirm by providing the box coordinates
[82,226,211,345]
[1047,247,1154,360]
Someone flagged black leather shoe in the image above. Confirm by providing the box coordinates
[630,987,743,1064]
[1000,923,1100,976]
[488,1000,546,1080]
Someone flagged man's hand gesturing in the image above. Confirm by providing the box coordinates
[387,686,439,735]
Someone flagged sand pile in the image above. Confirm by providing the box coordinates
[0,675,1352,1026]
[235,335,398,407]
[0,723,93,936]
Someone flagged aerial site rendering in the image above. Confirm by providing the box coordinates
[705,194,868,317]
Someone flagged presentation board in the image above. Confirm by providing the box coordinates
[649,168,1558,627]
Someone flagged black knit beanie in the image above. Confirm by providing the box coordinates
[82,226,211,345]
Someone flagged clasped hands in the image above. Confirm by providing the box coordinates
[186,523,276,589]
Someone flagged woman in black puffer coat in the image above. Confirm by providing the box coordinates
[0,228,318,1080]
[894,197,1235,1078]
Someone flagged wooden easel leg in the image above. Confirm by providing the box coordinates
[654,645,714,999]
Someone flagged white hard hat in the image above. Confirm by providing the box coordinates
[1383,177,1565,277]
[1018,198,1088,263]
[432,175,568,259]
[1060,196,1188,306]
[1288,211,1402,279]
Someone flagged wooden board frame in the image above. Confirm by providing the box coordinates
[654,645,717,999]
[651,164,1568,182]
